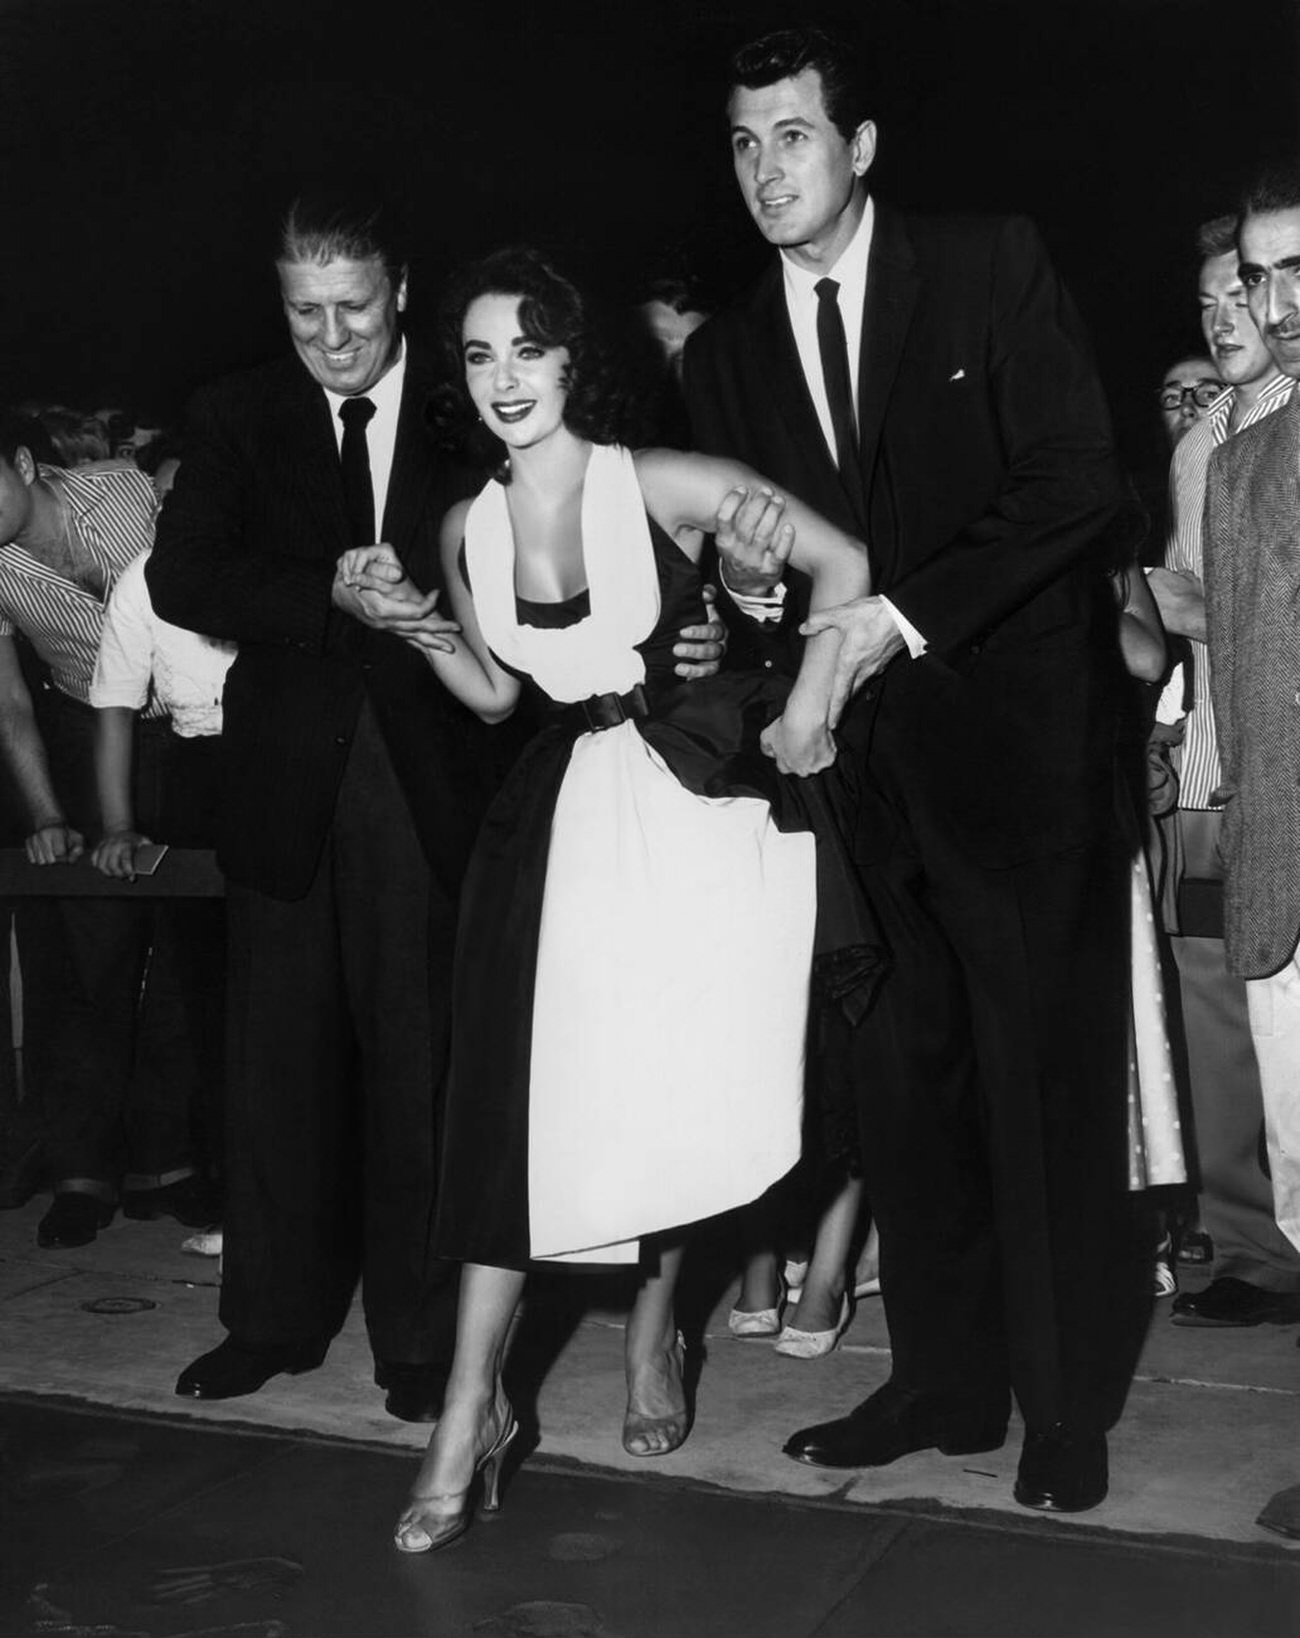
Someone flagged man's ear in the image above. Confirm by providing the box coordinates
[851,120,878,179]
[13,446,37,486]
[395,269,409,314]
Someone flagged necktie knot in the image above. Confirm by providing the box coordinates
[815,277,841,304]
[340,395,376,430]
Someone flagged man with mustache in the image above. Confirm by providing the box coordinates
[1200,163,1300,1540]
[1202,163,1300,1273]
[1147,216,1298,1330]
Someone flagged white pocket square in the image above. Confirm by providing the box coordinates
[948,368,966,382]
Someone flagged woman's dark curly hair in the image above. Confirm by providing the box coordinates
[428,246,647,480]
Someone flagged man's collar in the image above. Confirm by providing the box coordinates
[781,194,875,301]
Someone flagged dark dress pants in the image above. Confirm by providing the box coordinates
[853,800,1147,1437]
[219,702,459,1365]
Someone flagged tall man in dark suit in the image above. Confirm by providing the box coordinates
[684,27,1137,1512]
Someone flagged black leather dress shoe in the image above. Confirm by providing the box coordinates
[37,1192,114,1248]
[374,1361,448,1424]
[1171,1276,1300,1327]
[175,1338,327,1399]
[1014,1427,1108,1513]
[123,1175,223,1228]
[783,1381,1008,1469]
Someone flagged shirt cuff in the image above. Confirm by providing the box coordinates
[719,567,787,625]
[880,597,927,658]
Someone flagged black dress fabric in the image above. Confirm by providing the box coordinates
[433,519,885,1269]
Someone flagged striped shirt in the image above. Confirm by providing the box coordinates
[0,462,164,712]
[1164,371,1294,807]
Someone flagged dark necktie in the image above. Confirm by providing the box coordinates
[339,395,378,546]
[814,277,861,495]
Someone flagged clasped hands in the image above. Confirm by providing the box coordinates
[334,545,460,654]
[716,486,905,745]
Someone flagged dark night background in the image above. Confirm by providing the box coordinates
[3,0,1298,478]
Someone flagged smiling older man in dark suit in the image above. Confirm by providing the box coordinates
[147,194,488,1419]
[684,26,1138,1513]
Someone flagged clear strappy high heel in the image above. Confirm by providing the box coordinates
[393,1400,518,1554]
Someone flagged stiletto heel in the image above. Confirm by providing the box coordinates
[623,1331,690,1457]
[394,1401,518,1554]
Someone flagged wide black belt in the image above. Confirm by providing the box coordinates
[560,682,649,735]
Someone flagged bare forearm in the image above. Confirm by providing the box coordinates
[0,704,64,829]
[422,638,517,723]
[94,708,137,834]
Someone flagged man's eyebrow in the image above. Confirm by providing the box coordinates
[729,115,815,135]
[1240,254,1300,275]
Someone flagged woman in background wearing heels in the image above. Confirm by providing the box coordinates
[341,248,882,1556]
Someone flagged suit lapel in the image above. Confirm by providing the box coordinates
[856,202,919,479]
[281,369,351,558]
[382,347,434,564]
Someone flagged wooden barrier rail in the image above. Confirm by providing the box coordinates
[0,848,225,898]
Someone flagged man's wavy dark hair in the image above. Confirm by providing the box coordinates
[728,25,872,141]
[429,246,645,480]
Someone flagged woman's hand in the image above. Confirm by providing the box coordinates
[338,544,409,595]
[91,828,151,879]
[760,709,837,776]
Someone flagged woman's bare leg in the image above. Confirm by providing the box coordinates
[395,1262,525,1549]
[623,1235,689,1455]
[786,1175,863,1333]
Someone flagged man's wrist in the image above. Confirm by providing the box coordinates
[721,566,787,624]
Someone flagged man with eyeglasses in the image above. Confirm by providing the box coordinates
[1148,213,1298,1332]
[1157,359,1227,449]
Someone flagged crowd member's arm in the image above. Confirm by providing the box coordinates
[89,708,150,880]
[1113,563,1167,683]
[88,554,158,877]
[0,636,82,864]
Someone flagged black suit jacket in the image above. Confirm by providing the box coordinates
[147,344,497,901]
[683,204,1126,868]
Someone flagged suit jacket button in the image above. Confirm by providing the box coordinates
[334,735,347,747]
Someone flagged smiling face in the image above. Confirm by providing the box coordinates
[1239,206,1300,379]
[462,293,571,448]
[728,68,875,270]
[279,254,407,397]
[1198,251,1273,388]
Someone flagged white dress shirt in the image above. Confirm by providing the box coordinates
[323,339,407,537]
[751,195,925,655]
[90,548,237,736]
[781,195,874,458]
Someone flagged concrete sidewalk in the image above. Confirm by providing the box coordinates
[0,1198,1297,1552]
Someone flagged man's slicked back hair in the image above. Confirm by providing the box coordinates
[728,24,872,140]
[277,189,410,287]
[1241,160,1300,222]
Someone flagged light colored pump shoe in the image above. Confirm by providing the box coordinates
[773,1294,852,1359]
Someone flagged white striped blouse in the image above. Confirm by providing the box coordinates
[1164,371,1295,808]
[0,462,165,712]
